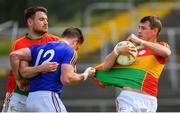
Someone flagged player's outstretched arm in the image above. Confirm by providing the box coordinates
[61,64,95,85]
[103,51,118,71]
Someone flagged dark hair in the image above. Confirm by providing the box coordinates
[140,16,162,35]
[24,6,48,24]
[62,27,84,44]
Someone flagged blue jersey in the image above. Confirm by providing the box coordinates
[28,41,77,95]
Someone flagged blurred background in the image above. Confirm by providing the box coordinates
[1,0,180,112]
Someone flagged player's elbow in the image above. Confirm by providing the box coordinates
[9,52,20,64]
[61,75,73,85]
[61,79,72,85]
[162,49,171,58]
[9,52,18,60]
[166,49,171,57]
[62,80,70,85]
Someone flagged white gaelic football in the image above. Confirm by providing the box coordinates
[115,41,137,65]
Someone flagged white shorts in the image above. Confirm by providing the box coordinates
[26,91,67,112]
[7,92,27,112]
[116,90,157,112]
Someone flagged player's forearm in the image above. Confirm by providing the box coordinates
[103,51,117,70]
[9,53,21,80]
[63,73,84,85]
[20,65,44,79]
[143,41,171,58]
[20,61,59,79]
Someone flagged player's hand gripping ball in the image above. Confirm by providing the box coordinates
[115,41,137,65]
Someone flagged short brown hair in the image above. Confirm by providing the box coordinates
[62,27,84,44]
[140,16,162,35]
[24,6,48,24]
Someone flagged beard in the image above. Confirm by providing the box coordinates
[33,26,48,35]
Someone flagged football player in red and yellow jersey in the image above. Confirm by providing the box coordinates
[95,16,171,112]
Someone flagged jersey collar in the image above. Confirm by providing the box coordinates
[25,33,45,40]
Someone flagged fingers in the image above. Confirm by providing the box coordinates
[42,62,59,72]
[129,46,136,51]
[88,67,96,78]
[127,34,144,46]
[83,67,96,80]
[129,49,136,53]
[89,68,96,75]
[127,34,135,41]
[49,62,59,72]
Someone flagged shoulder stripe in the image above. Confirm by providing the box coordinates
[70,50,77,65]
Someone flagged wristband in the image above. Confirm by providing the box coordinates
[82,72,88,80]
[83,67,92,80]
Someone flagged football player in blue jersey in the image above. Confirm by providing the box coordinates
[9,27,96,112]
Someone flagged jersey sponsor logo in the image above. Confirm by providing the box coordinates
[138,50,146,56]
